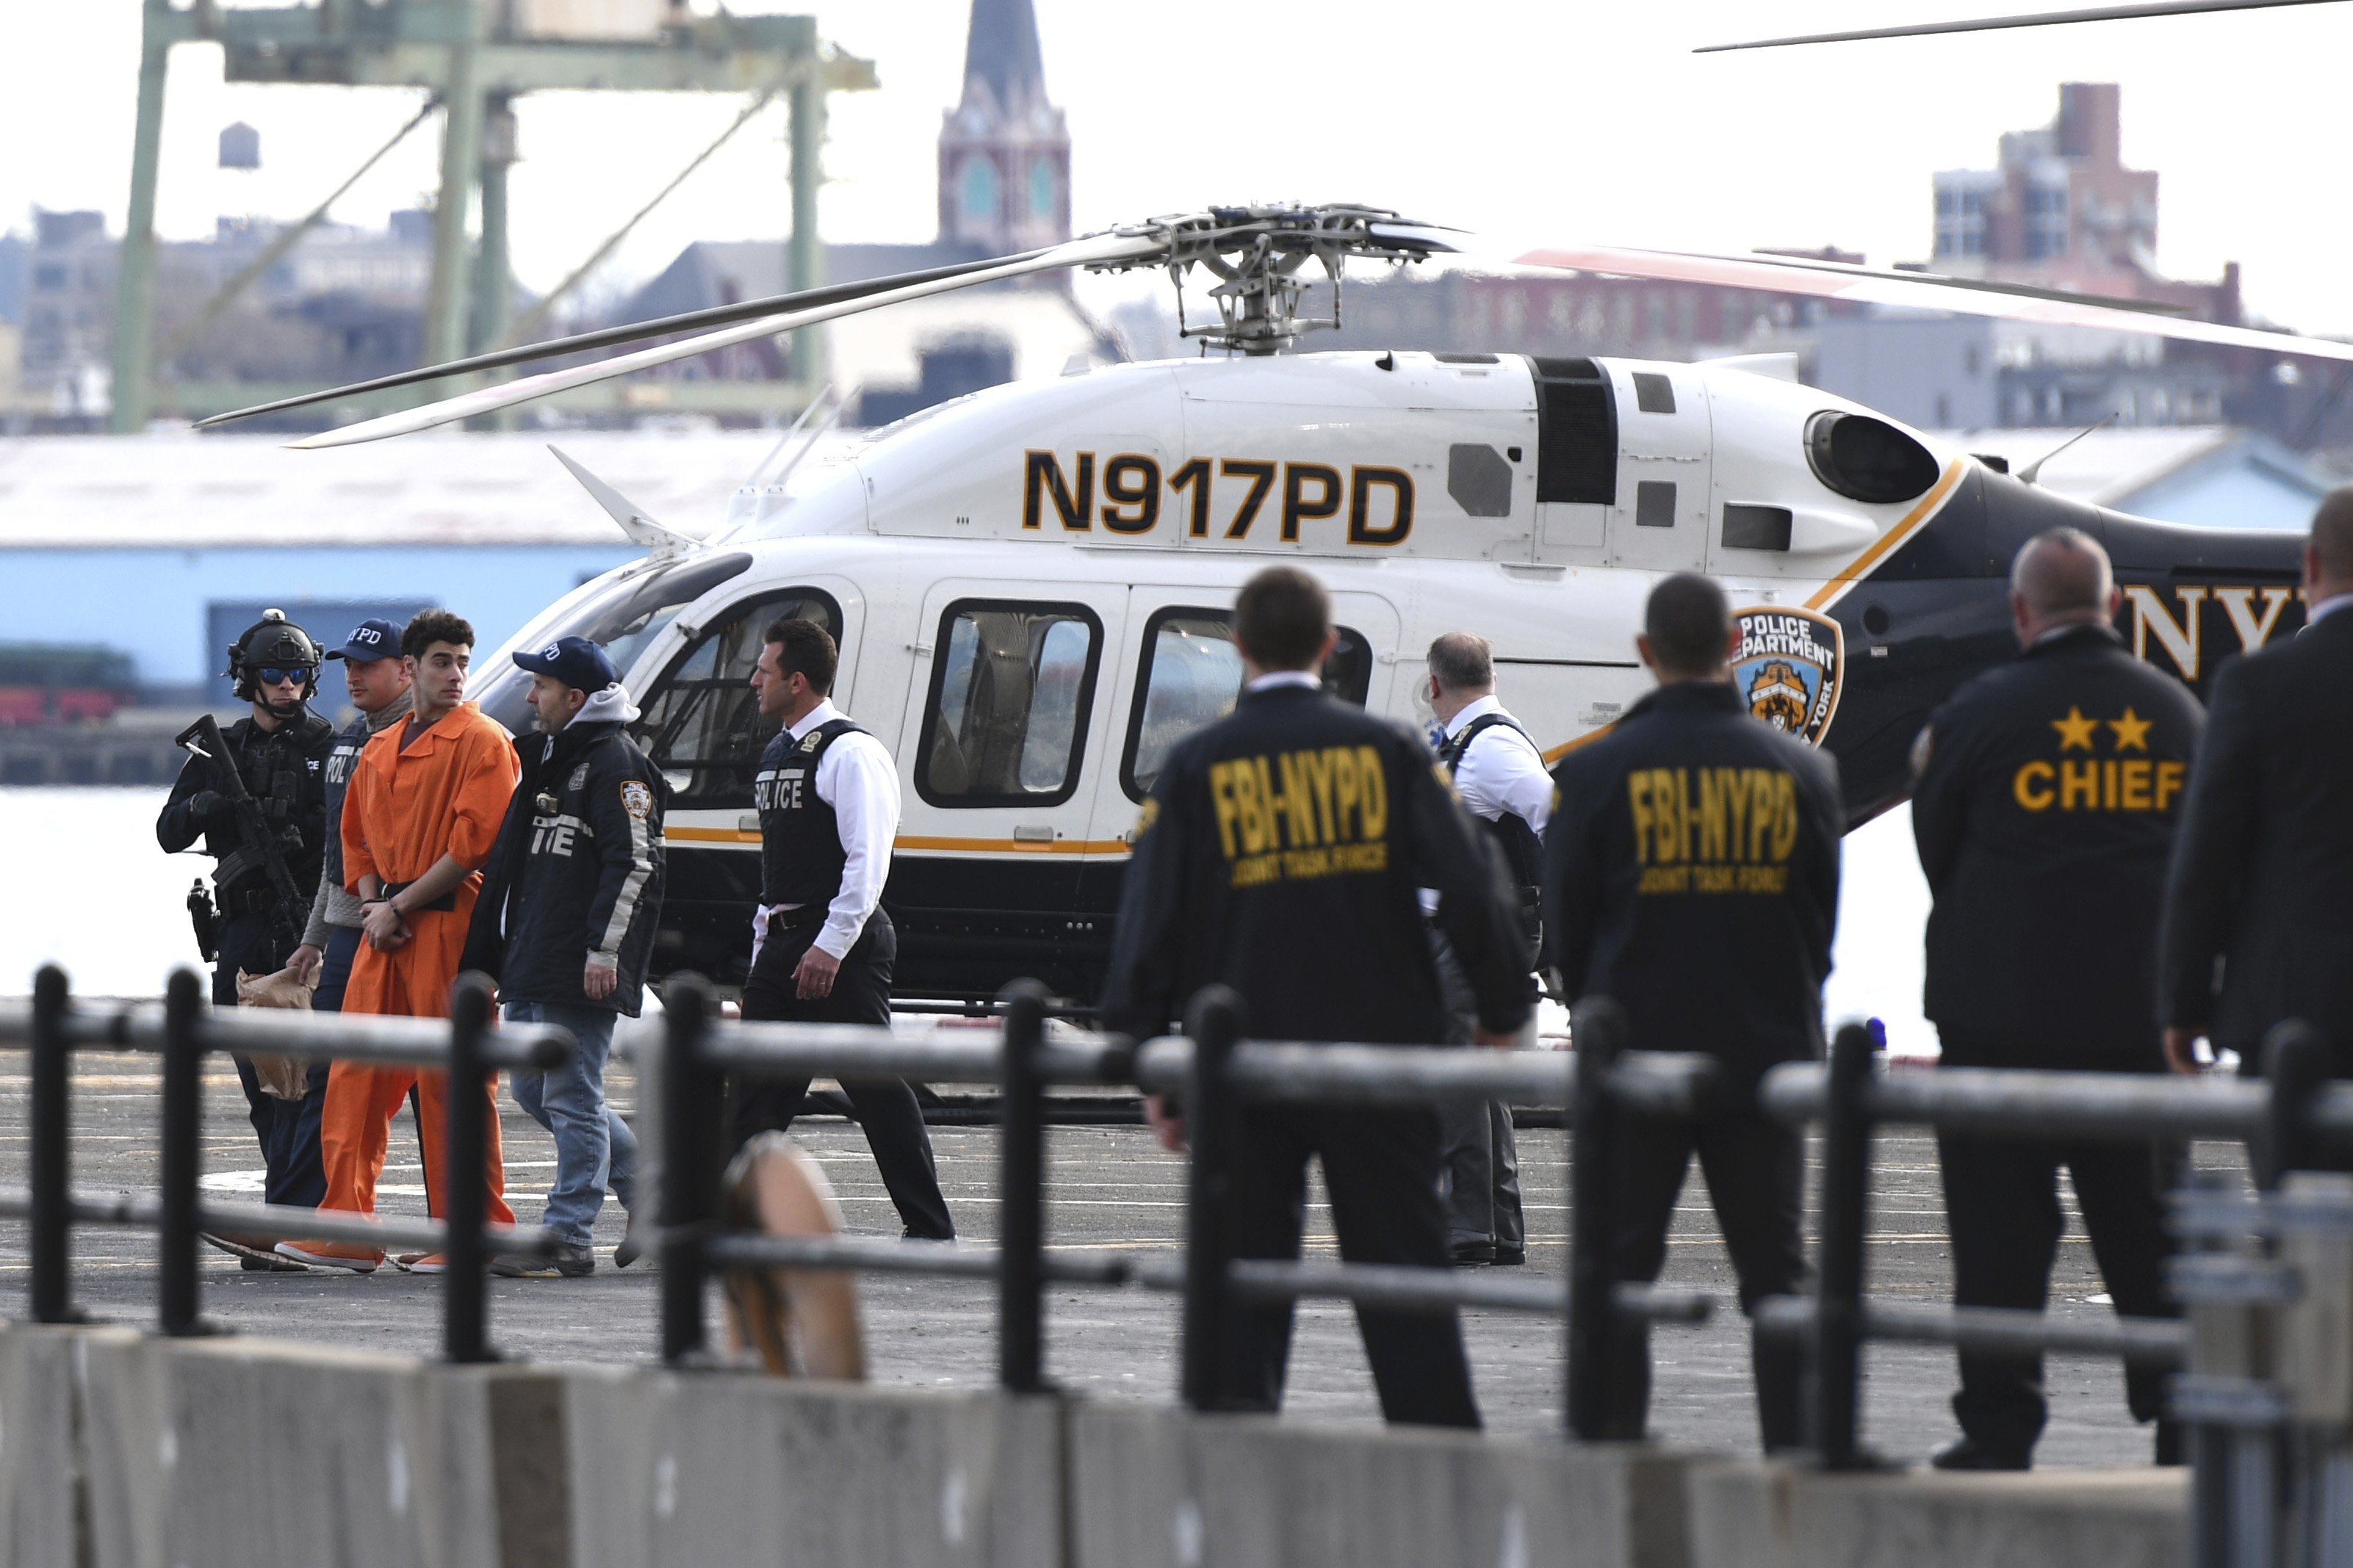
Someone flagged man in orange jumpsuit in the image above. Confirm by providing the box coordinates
[278,610,523,1273]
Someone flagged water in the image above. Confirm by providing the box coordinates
[0,785,1937,1052]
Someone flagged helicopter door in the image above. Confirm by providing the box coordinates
[1604,365,1710,573]
[888,580,1128,1001]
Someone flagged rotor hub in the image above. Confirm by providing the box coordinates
[1084,203,1454,356]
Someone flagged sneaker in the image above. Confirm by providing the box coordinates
[203,1231,307,1271]
[549,1241,595,1277]
[275,1239,382,1273]
[394,1253,444,1274]
[490,1252,560,1279]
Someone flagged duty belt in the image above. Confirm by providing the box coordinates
[379,879,458,914]
[228,888,278,914]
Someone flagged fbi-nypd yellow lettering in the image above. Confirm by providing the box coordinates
[2011,706,2186,813]
[1626,767,1798,897]
[1210,745,1388,889]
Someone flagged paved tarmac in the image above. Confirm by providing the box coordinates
[0,1052,2235,1467]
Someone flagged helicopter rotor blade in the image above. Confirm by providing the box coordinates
[195,248,1054,430]
[284,231,1166,449]
[1513,243,2353,364]
[1696,0,2343,53]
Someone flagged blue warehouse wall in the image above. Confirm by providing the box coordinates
[1,544,639,687]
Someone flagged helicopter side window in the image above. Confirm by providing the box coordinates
[917,600,1103,809]
[1119,609,1375,801]
[629,589,843,809]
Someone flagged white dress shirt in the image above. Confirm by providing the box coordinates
[1441,695,1552,834]
[1244,669,1324,694]
[752,698,902,962]
[2307,590,2353,628]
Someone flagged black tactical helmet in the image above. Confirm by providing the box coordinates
[227,609,322,703]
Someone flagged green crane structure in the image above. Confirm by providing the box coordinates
[109,0,876,433]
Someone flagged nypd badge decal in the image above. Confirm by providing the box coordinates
[1732,607,1844,747]
[621,780,654,822]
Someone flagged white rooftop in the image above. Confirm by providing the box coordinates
[0,428,815,550]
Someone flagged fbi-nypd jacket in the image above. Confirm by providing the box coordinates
[461,709,667,1016]
[1543,680,1842,1086]
[1914,621,2203,1066]
[1100,680,1534,1047]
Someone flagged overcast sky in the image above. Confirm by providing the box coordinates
[5,1,2351,335]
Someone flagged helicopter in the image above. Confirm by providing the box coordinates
[202,202,2352,1003]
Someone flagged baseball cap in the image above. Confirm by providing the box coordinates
[512,635,619,693]
[325,618,403,663]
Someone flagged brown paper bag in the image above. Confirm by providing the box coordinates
[235,965,320,1101]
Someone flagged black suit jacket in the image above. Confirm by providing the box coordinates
[2158,604,2353,1063]
[1911,624,2203,1066]
[1100,683,1532,1046]
[1543,680,1843,1090]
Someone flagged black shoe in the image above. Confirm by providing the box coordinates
[1493,1246,1526,1266]
[1931,1437,2031,1472]
[2155,1419,2186,1467]
[613,1232,644,1270]
[901,1227,956,1243]
[1450,1240,1497,1266]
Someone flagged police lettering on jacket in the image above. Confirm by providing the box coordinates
[1206,744,1394,887]
[1625,765,1802,895]
[2007,706,2187,814]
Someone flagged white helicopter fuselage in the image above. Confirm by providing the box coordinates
[480,348,2295,1000]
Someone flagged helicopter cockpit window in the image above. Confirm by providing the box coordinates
[629,588,843,809]
[918,600,1103,809]
[1120,610,1375,801]
[469,551,753,736]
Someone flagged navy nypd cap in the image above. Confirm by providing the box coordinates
[512,635,618,693]
[324,618,402,663]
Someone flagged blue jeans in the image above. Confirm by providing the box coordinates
[505,1000,638,1246]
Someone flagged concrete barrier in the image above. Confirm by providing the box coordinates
[0,1324,126,1566]
[1684,1459,2188,1568]
[0,1324,563,1568]
[0,1325,2196,1568]
[559,1366,1062,1568]
[1066,1405,1700,1568]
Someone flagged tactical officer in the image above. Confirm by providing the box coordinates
[463,636,663,1275]
[735,616,955,1241]
[1913,529,2202,1470]
[1543,573,1841,1453]
[1426,631,1543,1265]
[1103,568,1532,1429]
[156,609,338,1225]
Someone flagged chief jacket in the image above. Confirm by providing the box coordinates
[461,695,668,1016]
[2158,605,2353,1066]
[1913,622,2203,1067]
[1100,682,1532,1047]
[156,707,336,925]
[1543,680,1843,1090]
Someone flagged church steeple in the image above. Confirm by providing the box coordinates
[937,0,1070,255]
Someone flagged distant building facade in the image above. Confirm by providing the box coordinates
[936,0,1070,256]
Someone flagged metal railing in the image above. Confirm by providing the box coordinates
[1756,1019,2353,1568]
[646,978,1718,1408]
[12,961,2353,1565]
[0,964,573,1362]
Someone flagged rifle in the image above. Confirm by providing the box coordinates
[175,714,311,957]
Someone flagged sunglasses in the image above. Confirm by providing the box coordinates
[254,667,311,687]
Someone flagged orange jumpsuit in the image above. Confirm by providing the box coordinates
[321,701,520,1226]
